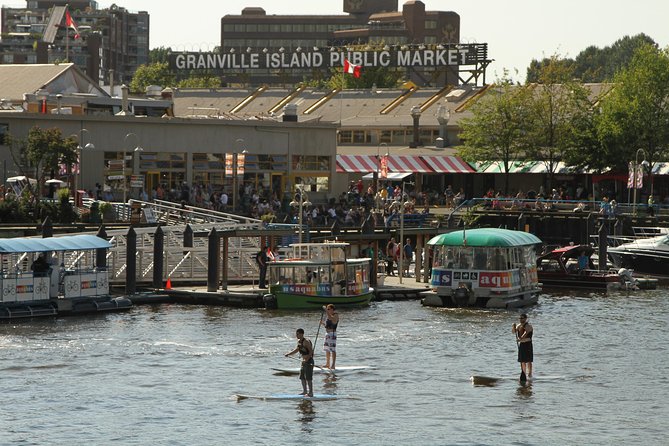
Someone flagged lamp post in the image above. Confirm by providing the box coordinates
[290,183,312,243]
[74,128,94,202]
[233,139,245,212]
[436,104,450,148]
[409,105,422,148]
[123,133,140,204]
[398,181,413,284]
[632,148,648,216]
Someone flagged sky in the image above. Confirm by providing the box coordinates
[92,0,669,82]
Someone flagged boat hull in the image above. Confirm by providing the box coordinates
[538,273,622,291]
[264,290,374,310]
[609,251,669,276]
[421,287,539,309]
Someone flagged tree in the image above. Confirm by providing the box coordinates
[24,127,78,192]
[149,46,172,64]
[457,74,535,193]
[177,75,221,89]
[596,44,669,195]
[525,56,596,189]
[129,62,176,94]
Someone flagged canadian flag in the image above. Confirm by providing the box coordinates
[344,58,361,78]
[66,10,80,39]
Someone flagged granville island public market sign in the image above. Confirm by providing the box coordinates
[169,43,487,71]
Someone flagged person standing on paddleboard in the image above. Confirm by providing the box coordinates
[285,328,314,397]
[320,304,339,369]
[512,314,533,381]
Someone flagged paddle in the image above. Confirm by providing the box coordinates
[313,307,325,356]
[285,355,330,372]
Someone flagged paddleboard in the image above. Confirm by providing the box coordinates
[234,393,340,401]
[470,375,566,385]
[271,365,373,375]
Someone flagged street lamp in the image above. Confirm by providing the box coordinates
[409,105,422,148]
[632,148,648,216]
[123,133,141,204]
[398,181,413,284]
[74,128,94,201]
[233,139,246,212]
[290,183,312,243]
[436,104,450,148]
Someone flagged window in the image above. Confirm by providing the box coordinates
[292,155,330,171]
[0,123,8,145]
[425,20,438,29]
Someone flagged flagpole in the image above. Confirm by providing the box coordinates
[66,24,69,62]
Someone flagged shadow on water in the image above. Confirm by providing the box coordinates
[297,400,316,431]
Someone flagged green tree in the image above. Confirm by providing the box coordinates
[149,46,172,64]
[597,44,669,193]
[525,56,596,188]
[178,75,221,89]
[129,62,176,94]
[24,126,78,194]
[457,74,535,193]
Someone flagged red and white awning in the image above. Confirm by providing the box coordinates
[336,155,378,173]
[386,155,432,173]
[421,155,475,173]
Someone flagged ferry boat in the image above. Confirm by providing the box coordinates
[0,234,132,319]
[422,228,541,309]
[263,241,374,310]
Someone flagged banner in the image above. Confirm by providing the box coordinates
[380,155,388,179]
[237,153,245,176]
[627,161,644,189]
[225,153,233,176]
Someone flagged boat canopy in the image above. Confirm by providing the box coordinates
[428,228,542,247]
[0,235,111,254]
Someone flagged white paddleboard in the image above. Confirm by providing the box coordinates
[470,375,566,385]
[234,393,340,401]
[272,365,373,375]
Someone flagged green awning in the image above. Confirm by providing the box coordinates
[427,228,542,247]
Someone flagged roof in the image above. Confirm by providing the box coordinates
[427,228,542,247]
[0,234,111,254]
[538,244,594,261]
[0,63,109,102]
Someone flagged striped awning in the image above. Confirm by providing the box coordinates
[386,155,432,173]
[336,155,378,173]
[421,155,475,173]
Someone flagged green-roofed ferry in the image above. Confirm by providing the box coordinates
[422,228,542,309]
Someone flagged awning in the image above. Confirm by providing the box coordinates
[0,234,111,254]
[362,172,411,180]
[421,155,475,173]
[386,155,432,173]
[336,155,378,173]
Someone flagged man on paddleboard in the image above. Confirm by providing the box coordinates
[320,304,339,370]
[285,328,314,397]
[512,314,533,381]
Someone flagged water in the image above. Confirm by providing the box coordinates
[1,290,668,445]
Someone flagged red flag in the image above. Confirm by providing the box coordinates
[66,10,80,39]
[344,59,361,78]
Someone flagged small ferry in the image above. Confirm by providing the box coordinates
[263,241,374,310]
[0,234,132,319]
[422,228,542,309]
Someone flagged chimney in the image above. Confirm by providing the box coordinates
[283,103,298,122]
[115,84,131,116]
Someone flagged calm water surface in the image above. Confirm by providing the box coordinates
[1,290,668,445]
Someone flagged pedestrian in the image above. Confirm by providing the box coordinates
[403,238,413,276]
[255,247,269,288]
[512,313,533,381]
[320,304,339,369]
[285,328,314,397]
[386,237,397,276]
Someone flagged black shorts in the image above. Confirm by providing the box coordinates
[518,342,533,363]
[300,360,314,381]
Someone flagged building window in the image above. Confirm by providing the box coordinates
[0,123,8,145]
[292,155,330,171]
[425,20,438,29]
[379,130,392,144]
[338,130,353,144]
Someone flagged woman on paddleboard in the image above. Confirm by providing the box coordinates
[512,313,533,381]
[285,328,314,397]
[321,304,339,370]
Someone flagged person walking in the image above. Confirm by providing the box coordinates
[285,328,314,397]
[403,238,413,277]
[386,237,397,276]
[512,313,534,381]
[320,304,339,370]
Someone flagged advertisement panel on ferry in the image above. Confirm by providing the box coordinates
[478,271,519,288]
[431,269,452,287]
[280,283,332,296]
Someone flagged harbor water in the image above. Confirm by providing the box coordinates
[1,289,667,445]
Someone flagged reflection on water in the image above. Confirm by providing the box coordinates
[297,400,315,429]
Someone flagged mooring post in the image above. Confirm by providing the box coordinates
[183,224,193,255]
[96,225,107,268]
[126,227,137,295]
[207,227,219,292]
[153,225,164,289]
[598,219,608,271]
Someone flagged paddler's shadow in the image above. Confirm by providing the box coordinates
[516,381,534,398]
[297,400,316,427]
[322,374,339,389]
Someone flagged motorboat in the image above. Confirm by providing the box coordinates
[536,245,623,290]
[608,233,669,276]
[422,228,541,309]
[263,241,374,310]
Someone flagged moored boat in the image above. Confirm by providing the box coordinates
[0,234,132,319]
[422,228,541,309]
[608,233,669,276]
[263,241,374,310]
[536,244,624,290]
